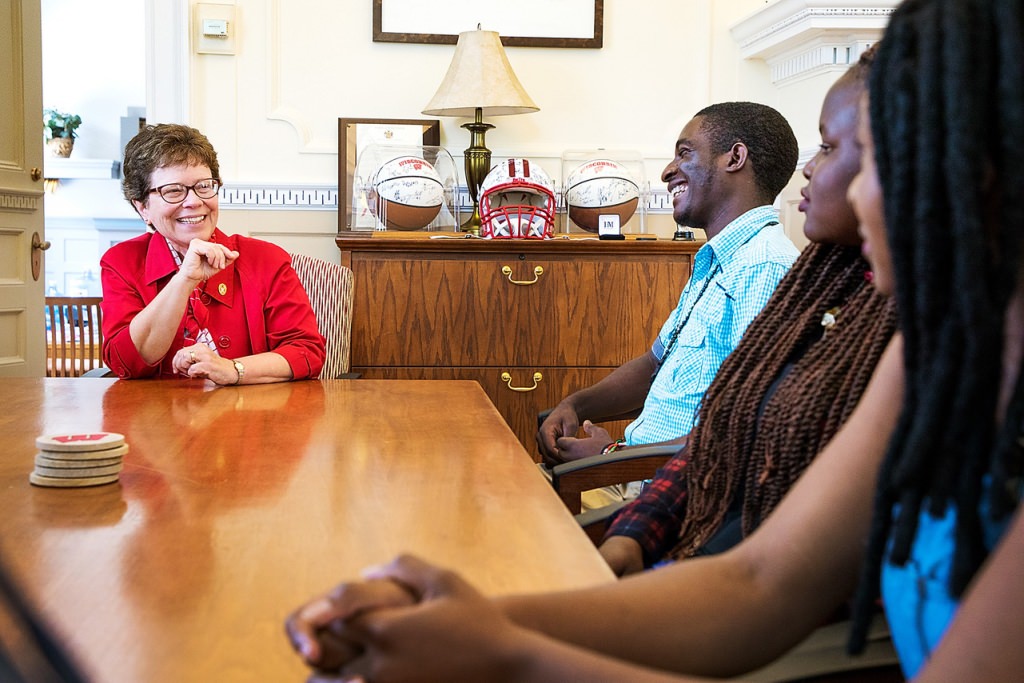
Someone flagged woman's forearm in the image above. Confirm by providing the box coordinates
[502,337,905,678]
[128,270,198,364]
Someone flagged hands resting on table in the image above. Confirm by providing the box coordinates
[284,555,530,683]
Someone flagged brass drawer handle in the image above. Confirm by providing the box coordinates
[501,371,543,392]
[501,265,544,285]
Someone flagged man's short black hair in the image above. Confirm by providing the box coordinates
[694,102,799,201]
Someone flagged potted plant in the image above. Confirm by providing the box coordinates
[44,108,82,158]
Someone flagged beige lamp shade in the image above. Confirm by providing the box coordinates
[422,29,539,117]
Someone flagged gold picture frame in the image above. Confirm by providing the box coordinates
[372,0,603,49]
[337,117,441,233]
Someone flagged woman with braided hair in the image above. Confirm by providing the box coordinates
[845,0,1024,673]
[284,1,1023,680]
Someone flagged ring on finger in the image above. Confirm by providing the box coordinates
[189,349,196,363]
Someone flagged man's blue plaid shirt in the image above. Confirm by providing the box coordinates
[623,205,798,446]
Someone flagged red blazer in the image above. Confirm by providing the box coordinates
[100,229,325,380]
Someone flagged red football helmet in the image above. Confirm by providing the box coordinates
[479,158,556,239]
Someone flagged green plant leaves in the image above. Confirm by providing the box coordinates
[43,108,82,140]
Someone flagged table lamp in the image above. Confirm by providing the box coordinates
[423,27,539,233]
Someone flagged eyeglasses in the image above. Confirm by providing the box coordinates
[147,178,221,204]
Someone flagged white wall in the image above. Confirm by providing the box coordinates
[43,0,867,267]
[41,0,147,295]
[190,0,777,184]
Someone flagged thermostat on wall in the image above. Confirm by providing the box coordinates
[194,3,237,55]
[202,19,229,37]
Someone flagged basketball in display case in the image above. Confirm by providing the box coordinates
[564,159,640,233]
[369,156,445,231]
[351,143,458,231]
[559,150,648,234]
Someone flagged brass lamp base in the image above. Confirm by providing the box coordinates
[461,203,483,233]
[461,109,494,234]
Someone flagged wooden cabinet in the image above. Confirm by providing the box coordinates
[337,233,698,459]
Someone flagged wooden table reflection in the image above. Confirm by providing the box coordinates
[0,378,612,682]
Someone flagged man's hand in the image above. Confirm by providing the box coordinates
[548,420,613,465]
[536,402,581,463]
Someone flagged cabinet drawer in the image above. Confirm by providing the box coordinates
[351,252,689,368]
[356,366,634,461]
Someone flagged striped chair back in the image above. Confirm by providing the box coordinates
[289,253,353,378]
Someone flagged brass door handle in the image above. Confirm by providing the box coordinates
[501,371,543,392]
[31,232,50,281]
[30,167,42,182]
[501,265,543,285]
[32,233,51,251]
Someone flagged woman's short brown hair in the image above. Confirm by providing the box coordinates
[121,124,220,205]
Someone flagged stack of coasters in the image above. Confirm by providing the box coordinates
[30,432,128,488]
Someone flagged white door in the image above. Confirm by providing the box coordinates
[0,0,46,377]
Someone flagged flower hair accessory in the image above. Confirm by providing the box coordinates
[821,307,840,336]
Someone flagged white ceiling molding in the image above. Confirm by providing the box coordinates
[731,1,896,85]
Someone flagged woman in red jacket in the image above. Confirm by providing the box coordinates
[101,124,324,383]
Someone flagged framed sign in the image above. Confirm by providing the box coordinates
[337,118,441,232]
[372,0,603,49]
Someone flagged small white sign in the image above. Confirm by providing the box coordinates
[598,214,621,237]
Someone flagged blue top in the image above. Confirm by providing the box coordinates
[882,487,1015,677]
[623,205,798,446]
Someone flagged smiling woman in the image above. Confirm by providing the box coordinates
[99,124,326,384]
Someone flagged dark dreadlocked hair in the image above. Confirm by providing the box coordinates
[849,0,1024,653]
[671,242,897,557]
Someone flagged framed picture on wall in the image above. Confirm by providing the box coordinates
[337,118,441,233]
[372,0,603,48]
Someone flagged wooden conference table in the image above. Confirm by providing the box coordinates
[0,378,613,682]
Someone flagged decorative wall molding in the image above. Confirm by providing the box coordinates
[265,0,335,154]
[220,184,339,210]
[218,183,675,214]
[731,1,895,84]
[0,190,41,212]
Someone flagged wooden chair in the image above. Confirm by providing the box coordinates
[45,297,104,377]
[535,407,672,543]
[289,253,354,378]
[550,444,677,544]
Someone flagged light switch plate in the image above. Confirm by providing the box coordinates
[194,3,237,55]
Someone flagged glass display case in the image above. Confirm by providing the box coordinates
[559,149,649,235]
[349,142,459,232]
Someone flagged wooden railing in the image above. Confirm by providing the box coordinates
[45,297,104,377]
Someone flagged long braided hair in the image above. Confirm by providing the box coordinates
[849,0,1024,653]
[671,241,897,557]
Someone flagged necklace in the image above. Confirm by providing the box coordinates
[651,263,721,382]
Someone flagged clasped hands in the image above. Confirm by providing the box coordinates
[284,555,523,683]
[537,404,614,467]
[171,343,240,384]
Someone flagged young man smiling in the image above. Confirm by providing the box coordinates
[537,102,800,508]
